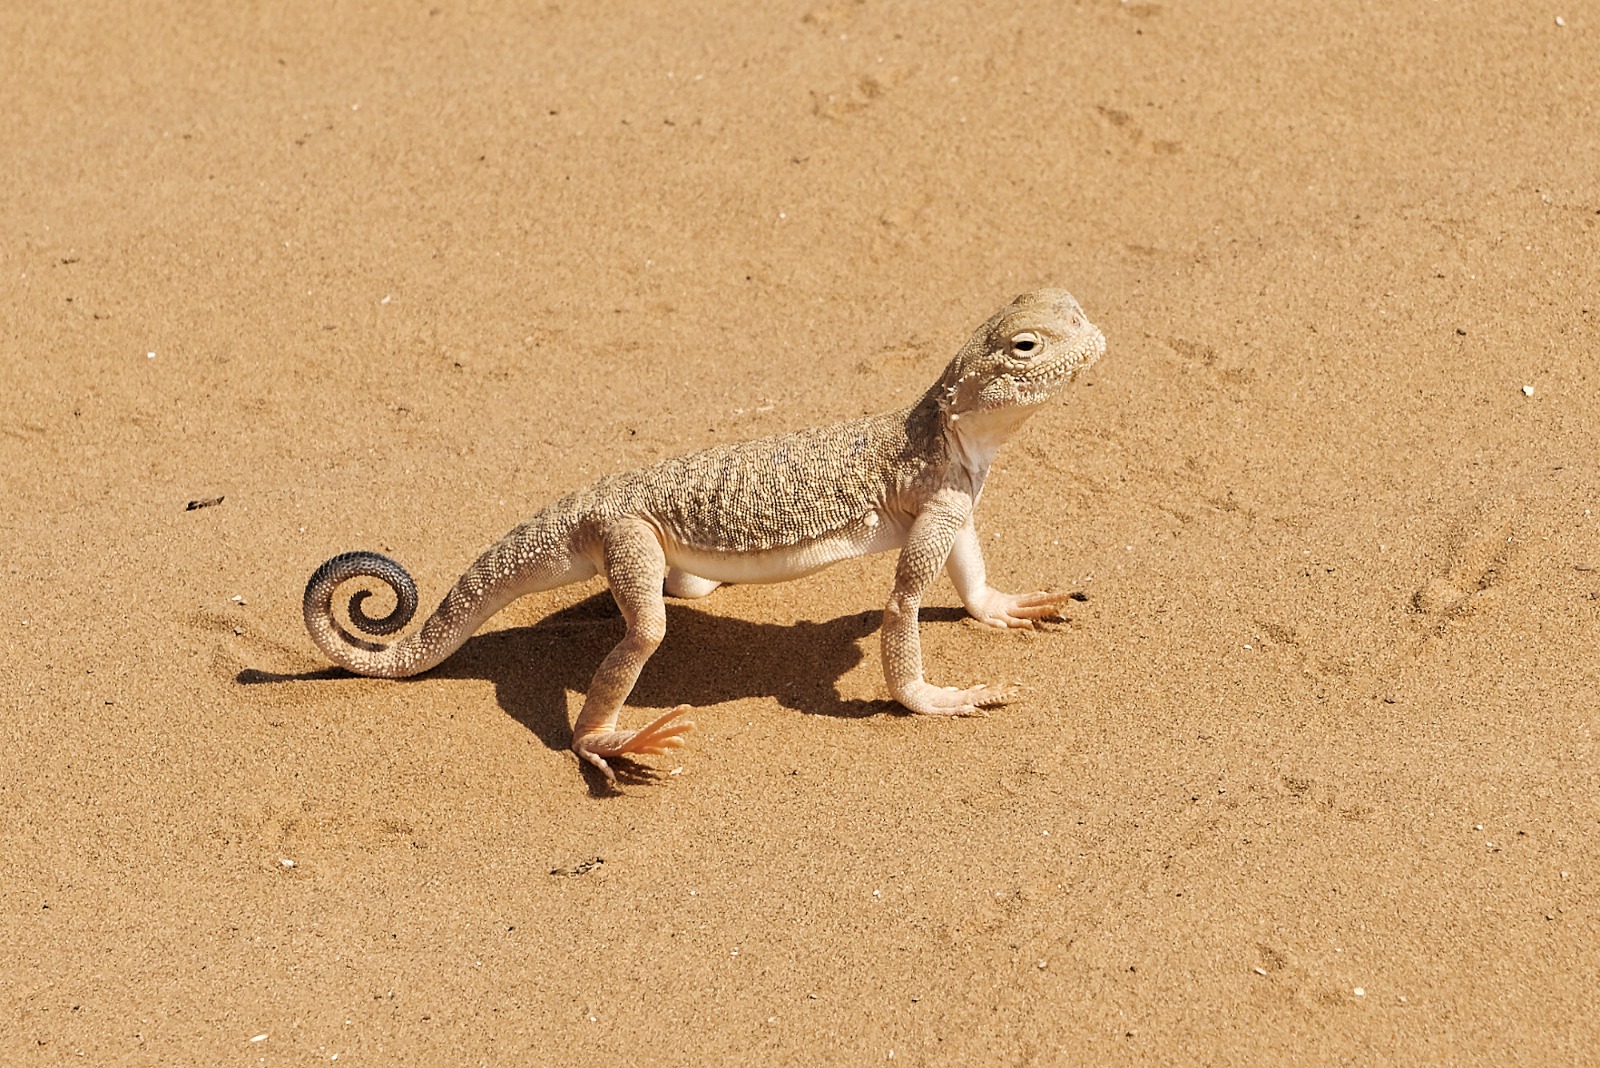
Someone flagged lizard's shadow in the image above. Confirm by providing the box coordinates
[433,592,893,753]
[240,591,951,756]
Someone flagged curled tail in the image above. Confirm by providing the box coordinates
[303,551,435,678]
[303,549,509,679]
[303,509,599,679]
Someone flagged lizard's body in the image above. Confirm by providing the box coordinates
[305,289,1105,778]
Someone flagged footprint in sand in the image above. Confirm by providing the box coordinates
[1413,491,1521,617]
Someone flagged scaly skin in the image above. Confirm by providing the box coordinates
[304,289,1106,780]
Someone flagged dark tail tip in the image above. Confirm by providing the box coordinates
[304,551,420,637]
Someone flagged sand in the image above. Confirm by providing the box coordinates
[3,1,1597,1062]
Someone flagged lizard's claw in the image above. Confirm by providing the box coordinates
[573,706,696,782]
[895,680,1017,717]
[969,589,1073,630]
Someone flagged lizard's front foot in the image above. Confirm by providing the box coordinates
[894,680,1016,717]
[573,706,696,782]
[968,589,1072,630]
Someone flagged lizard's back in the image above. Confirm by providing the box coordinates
[548,405,941,554]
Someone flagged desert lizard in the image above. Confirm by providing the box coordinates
[304,289,1105,779]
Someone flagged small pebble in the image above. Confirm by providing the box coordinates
[1354,987,1366,997]
[1521,384,1535,396]
[1555,15,1566,27]
[280,858,295,868]
[1252,966,1267,976]
[250,1034,267,1042]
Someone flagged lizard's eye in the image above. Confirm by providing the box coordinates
[1010,332,1042,359]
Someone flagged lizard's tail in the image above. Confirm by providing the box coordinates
[302,550,514,678]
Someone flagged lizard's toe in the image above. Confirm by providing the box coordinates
[971,682,1018,707]
[576,747,619,782]
[972,590,1071,628]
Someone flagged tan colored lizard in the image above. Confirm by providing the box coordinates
[304,289,1105,779]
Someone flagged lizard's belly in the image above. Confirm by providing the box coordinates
[663,513,907,585]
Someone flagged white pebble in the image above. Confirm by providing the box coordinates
[1555,15,1566,26]
[1354,987,1366,997]
[280,858,295,868]
[147,352,156,359]
[1252,966,1267,976]
[250,1034,268,1042]
[1522,384,1535,396]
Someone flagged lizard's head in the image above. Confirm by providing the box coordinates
[935,289,1105,423]
[934,289,1107,434]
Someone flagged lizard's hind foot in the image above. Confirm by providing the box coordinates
[573,705,696,782]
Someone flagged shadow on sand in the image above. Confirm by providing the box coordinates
[236,594,972,791]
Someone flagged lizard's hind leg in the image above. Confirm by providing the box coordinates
[571,519,696,780]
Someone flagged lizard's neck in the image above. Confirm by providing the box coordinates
[938,401,1041,493]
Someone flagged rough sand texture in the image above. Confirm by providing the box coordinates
[3,1,1598,1063]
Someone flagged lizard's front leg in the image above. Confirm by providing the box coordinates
[945,516,1073,628]
[883,490,1012,716]
[571,519,695,780]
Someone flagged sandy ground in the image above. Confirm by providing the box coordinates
[3,1,1598,1063]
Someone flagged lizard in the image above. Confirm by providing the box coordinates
[303,288,1105,780]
